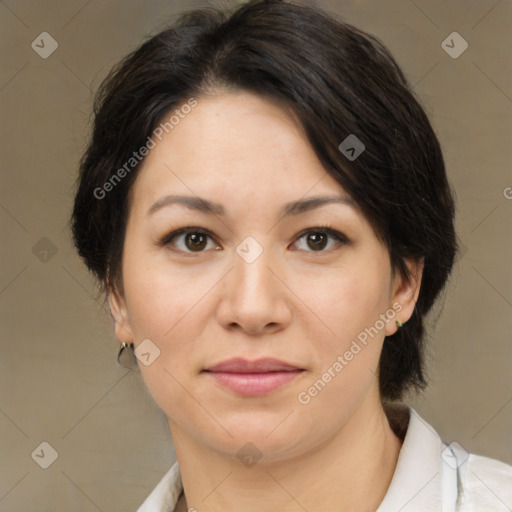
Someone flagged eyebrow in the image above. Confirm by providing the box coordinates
[147,194,354,218]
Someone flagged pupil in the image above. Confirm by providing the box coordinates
[186,233,207,251]
[308,232,327,250]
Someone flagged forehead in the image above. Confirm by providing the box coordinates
[129,91,349,214]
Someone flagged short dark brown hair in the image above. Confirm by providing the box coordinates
[71,0,457,401]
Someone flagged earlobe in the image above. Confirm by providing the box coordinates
[107,288,134,344]
[386,258,424,336]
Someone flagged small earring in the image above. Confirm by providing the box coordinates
[117,342,136,368]
[396,320,404,329]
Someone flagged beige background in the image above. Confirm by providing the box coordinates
[1,0,511,510]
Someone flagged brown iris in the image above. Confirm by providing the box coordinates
[185,232,208,251]
[306,232,328,251]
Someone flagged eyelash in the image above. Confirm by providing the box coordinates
[159,225,350,256]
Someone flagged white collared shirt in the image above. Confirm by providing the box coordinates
[136,404,512,511]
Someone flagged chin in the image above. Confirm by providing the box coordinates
[210,411,309,454]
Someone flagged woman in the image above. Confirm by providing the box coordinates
[71,1,512,510]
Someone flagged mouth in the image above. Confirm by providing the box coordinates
[202,357,305,397]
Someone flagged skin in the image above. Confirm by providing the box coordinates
[109,91,423,512]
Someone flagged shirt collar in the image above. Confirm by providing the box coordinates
[377,403,449,511]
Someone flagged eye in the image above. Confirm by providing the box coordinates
[291,227,349,252]
[161,228,221,254]
[160,226,349,255]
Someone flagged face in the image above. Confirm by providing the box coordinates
[110,91,421,462]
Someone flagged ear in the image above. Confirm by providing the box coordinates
[385,257,424,336]
[107,287,134,344]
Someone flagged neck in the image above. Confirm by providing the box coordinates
[171,393,403,512]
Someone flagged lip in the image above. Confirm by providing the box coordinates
[205,357,301,373]
[203,357,305,396]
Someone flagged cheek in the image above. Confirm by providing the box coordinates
[122,244,215,339]
[300,260,392,354]
[122,271,208,421]
[120,249,212,392]
[291,269,389,439]
[295,258,391,406]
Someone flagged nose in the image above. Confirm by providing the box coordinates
[215,243,292,336]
